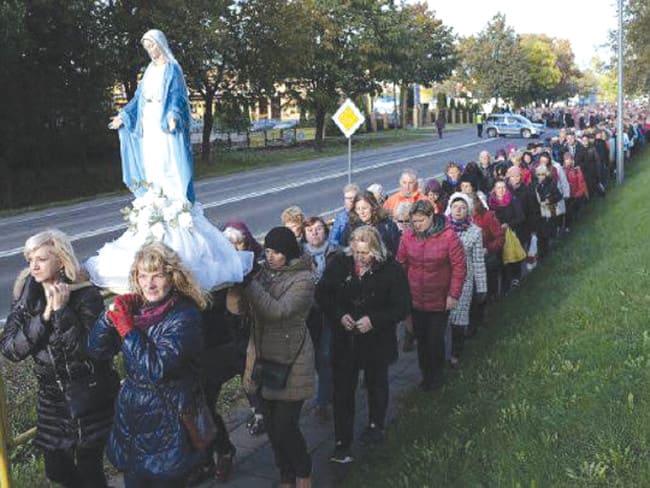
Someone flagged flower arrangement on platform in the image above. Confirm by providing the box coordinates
[120,185,193,240]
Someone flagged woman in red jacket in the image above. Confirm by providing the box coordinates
[471,193,505,303]
[396,200,465,391]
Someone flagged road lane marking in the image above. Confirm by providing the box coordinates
[0,140,485,258]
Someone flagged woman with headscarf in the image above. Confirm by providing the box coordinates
[424,178,445,214]
[444,193,487,365]
[1,230,118,488]
[108,29,195,203]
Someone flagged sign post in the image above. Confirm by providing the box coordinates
[332,99,365,184]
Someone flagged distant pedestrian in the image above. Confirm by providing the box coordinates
[435,111,446,139]
[476,112,484,138]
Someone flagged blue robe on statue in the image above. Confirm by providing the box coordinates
[86,32,252,293]
[118,62,195,203]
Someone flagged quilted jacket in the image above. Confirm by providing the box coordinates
[88,297,204,479]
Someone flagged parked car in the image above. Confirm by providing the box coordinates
[484,113,545,139]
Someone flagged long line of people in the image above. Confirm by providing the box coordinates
[2,124,644,487]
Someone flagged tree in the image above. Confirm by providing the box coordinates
[0,0,115,208]
[283,0,385,147]
[459,13,531,106]
[378,1,456,128]
[622,0,650,95]
[519,34,562,104]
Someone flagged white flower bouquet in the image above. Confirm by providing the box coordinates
[120,186,194,240]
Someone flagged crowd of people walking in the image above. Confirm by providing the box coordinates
[2,117,646,488]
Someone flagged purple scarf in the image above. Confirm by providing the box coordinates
[134,292,181,330]
[448,216,472,233]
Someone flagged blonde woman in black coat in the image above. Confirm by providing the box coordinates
[1,230,118,488]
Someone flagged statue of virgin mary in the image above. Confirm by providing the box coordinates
[86,29,251,292]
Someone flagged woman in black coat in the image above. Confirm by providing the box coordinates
[1,230,118,488]
[489,180,526,290]
[316,226,410,463]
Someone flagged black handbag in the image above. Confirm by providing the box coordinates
[251,330,306,391]
[48,346,118,419]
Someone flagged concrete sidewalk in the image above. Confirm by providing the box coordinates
[113,348,420,488]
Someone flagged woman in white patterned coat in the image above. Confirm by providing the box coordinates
[445,192,487,366]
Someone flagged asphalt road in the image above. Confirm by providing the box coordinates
[0,127,541,321]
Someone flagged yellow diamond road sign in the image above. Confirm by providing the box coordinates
[332,98,365,138]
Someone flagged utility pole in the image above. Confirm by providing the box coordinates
[616,0,625,184]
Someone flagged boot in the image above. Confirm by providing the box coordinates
[296,477,312,488]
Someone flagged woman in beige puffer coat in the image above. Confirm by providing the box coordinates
[243,226,315,488]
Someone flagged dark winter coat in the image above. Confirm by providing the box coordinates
[315,254,410,368]
[492,196,526,243]
[509,184,539,245]
[340,217,401,257]
[396,220,466,312]
[1,274,117,451]
[88,297,204,479]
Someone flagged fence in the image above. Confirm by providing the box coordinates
[0,371,36,488]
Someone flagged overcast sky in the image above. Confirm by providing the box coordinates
[424,0,618,68]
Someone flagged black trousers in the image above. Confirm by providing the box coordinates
[263,399,311,480]
[203,382,236,458]
[43,444,107,488]
[411,309,448,387]
[332,356,389,448]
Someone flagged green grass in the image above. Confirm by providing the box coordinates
[345,152,650,488]
[194,125,468,179]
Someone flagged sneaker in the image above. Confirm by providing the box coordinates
[359,423,384,446]
[215,447,236,483]
[330,444,354,464]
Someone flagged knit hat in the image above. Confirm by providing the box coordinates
[459,173,479,192]
[264,227,301,261]
[445,192,474,216]
[505,166,522,179]
[366,183,385,203]
[424,178,442,195]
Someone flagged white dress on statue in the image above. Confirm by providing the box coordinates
[86,46,251,293]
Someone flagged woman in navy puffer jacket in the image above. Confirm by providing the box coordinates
[88,242,210,487]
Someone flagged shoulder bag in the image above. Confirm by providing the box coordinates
[251,328,306,391]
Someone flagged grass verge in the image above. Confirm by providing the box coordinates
[344,151,650,488]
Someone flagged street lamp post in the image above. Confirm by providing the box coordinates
[616,0,625,184]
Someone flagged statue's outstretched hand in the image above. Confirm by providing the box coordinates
[108,115,123,130]
[168,117,177,132]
